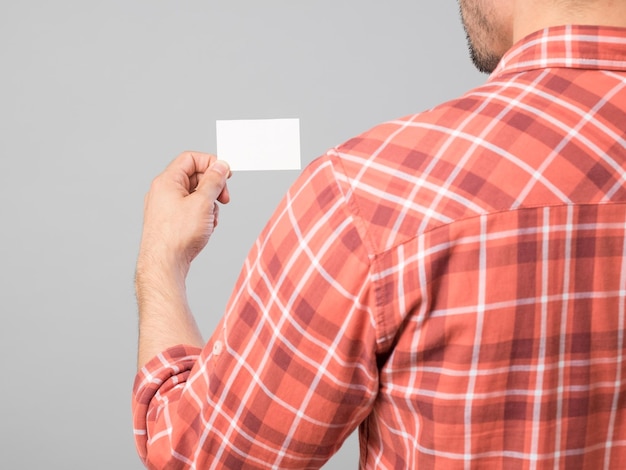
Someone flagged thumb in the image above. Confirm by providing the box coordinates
[195,160,230,201]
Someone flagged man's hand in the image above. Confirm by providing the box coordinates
[135,151,231,370]
[138,151,231,278]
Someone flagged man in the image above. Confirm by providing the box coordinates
[133,1,626,468]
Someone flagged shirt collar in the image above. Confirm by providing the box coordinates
[490,25,626,80]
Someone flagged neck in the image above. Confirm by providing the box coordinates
[513,0,626,43]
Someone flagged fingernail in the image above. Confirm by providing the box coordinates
[212,160,230,176]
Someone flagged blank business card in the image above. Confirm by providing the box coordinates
[216,118,301,171]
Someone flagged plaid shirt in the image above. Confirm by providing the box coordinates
[133,26,626,469]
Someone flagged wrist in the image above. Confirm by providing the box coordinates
[136,243,190,281]
[136,250,189,305]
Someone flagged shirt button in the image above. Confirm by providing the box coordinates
[213,341,223,356]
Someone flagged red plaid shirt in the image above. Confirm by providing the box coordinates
[133,26,626,469]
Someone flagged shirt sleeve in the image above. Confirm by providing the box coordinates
[132,151,380,469]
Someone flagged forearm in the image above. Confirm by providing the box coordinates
[135,253,203,370]
[134,154,229,370]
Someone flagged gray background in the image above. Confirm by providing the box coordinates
[0,1,483,468]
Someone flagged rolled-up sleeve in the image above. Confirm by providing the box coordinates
[133,345,202,467]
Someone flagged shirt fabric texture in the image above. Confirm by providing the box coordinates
[133,26,626,469]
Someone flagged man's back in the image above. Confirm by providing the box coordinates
[336,25,626,468]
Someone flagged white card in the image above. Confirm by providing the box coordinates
[216,118,301,171]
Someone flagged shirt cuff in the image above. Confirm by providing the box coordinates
[131,344,202,463]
